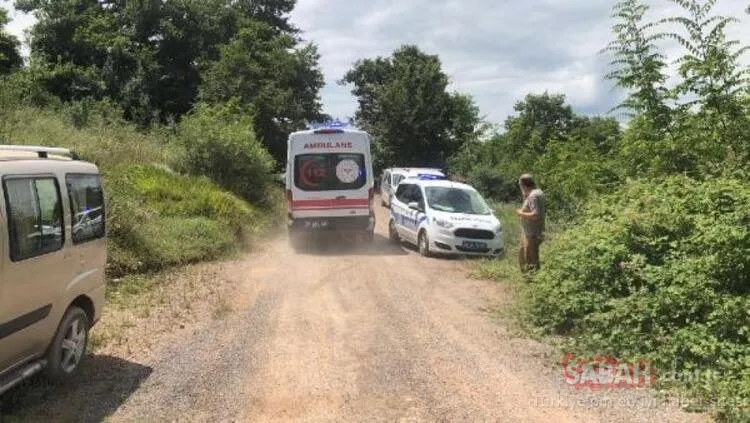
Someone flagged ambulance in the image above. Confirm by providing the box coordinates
[285,121,376,246]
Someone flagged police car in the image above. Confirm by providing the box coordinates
[379,167,445,208]
[388,177,504,257]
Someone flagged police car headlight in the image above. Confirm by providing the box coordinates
[433,218,454,229]
[493,224,502,234]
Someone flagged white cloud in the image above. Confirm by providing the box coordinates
[3,0,749,124]
[292,0,750,123]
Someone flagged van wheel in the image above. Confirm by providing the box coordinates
[388,220,400,244]
[44,306,89,382]
[418,231,432,257]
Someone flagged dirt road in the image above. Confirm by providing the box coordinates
[1,201,707,422]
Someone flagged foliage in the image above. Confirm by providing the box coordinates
[606,0,750,177]
[448,92,623,220]
[601,0,672,129]
[0,6,22,75]
[472,2,750,419]
[341,45,482,172]
[14,0,325,154]
[105,164,264,276]
[502,92,583,159]
[198,20,326,164]
[467,166,520,204]
[534,136,623,218]
[524,176,750,420]
[3,105,276,277]
[662,0,750,168]
[177,101,276,206]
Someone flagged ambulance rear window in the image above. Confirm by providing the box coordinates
[294,154,367,191]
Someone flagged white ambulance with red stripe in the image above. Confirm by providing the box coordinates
[285,121,375,245]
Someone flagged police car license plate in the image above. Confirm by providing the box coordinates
[305,219,329,229]
[462,241,487,250]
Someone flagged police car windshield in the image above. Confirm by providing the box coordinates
[425,187,492,215]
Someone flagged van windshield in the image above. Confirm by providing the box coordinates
[425,187,492,215]
[294,153,367,191]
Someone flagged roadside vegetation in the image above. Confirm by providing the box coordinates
[0,0,300,350]
[0,0,315,280]
[0,101,282,278]
[342,0,749,420]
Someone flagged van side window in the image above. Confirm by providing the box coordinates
[66,174,105,244]
[4,177,64,261]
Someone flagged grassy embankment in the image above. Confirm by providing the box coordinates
[5,106,283,348]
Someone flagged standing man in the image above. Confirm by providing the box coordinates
[515,174,545,272]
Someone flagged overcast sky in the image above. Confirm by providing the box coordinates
[4,0,749,124]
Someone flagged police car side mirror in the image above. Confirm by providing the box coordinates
[408,201,423,212]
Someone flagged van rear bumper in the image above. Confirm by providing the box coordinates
[288,215,375,233]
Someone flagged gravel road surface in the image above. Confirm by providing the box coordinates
[1,200,709,423]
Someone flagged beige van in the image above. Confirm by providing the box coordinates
[0,145,106,395]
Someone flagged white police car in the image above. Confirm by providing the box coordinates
[388,177,504,257]
[380,167,445,208]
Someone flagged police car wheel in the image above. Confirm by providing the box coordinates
[418,231,431,257]
[388,220,400,244]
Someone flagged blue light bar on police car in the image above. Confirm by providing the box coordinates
[417,174,443,180]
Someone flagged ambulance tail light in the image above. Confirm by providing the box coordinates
[286,189,293,214]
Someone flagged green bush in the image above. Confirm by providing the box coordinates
[62,97,126,129]
[178,101,276,206]
[105,164,266,276]
[2,105,277,277]
[468,166,520,203]
[534,137,623,220]
[525,176,750,420]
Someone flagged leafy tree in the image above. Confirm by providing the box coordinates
[14,0,319,129]
[199,20,326,165]
[663,0,749,112]
[661,0,750,166]
[0,6,22,75]
[231,0,298,35]
[603,0,750,177]
[341,45,481,171]
[178,100,275,205]
[601,0,672,130]
[502,92,581,159]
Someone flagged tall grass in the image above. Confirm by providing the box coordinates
[476,201,564,282]
[1,105,281,277]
